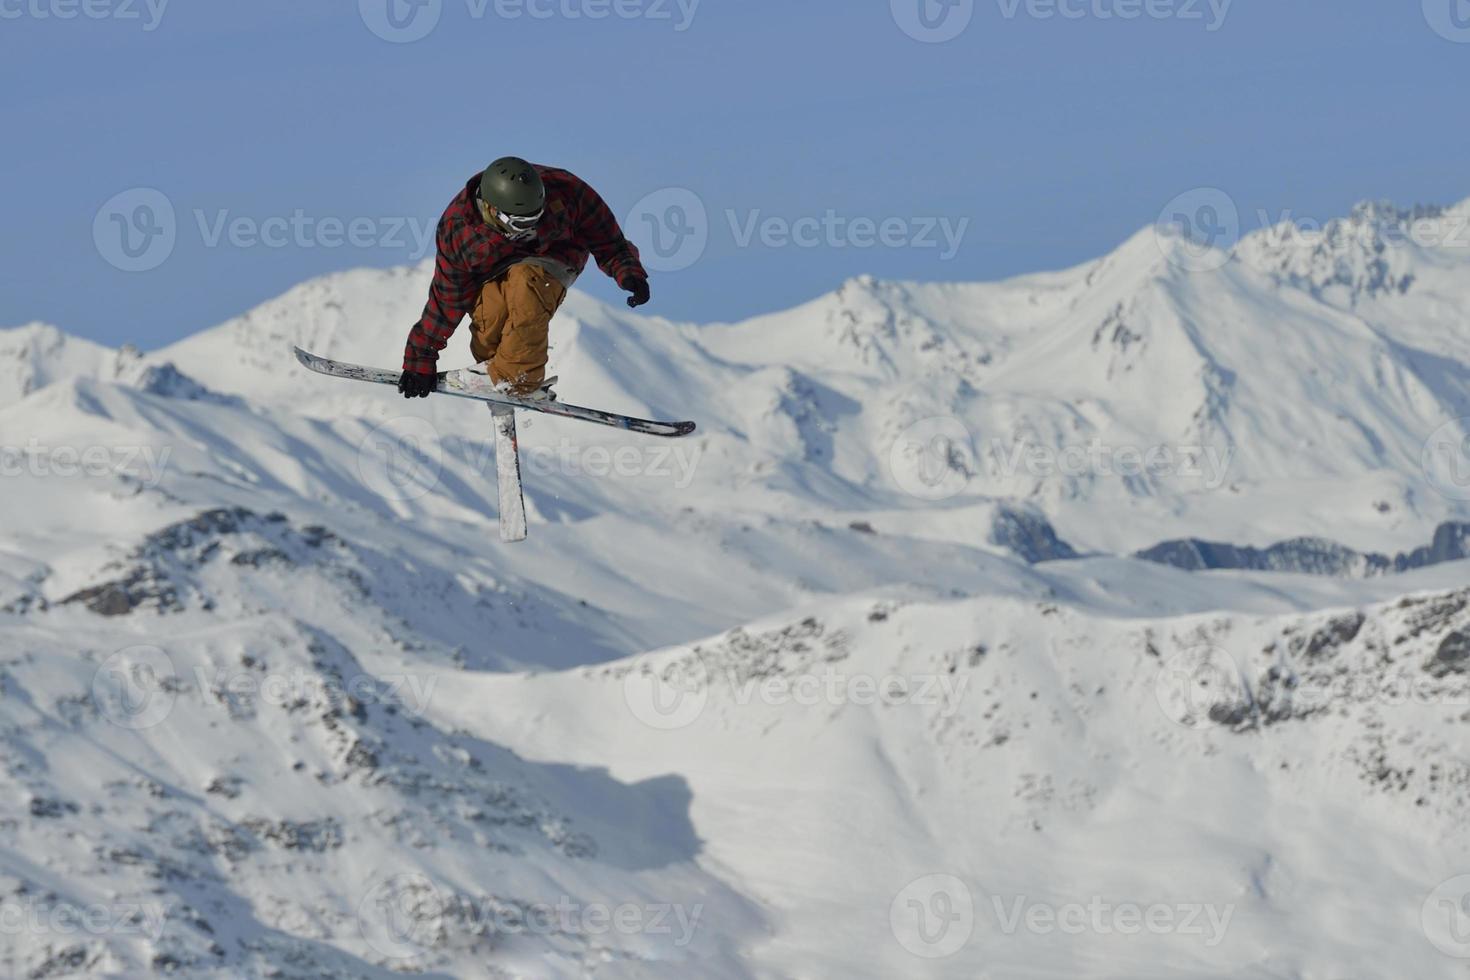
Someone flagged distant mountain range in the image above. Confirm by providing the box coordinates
[2,198,1468,977]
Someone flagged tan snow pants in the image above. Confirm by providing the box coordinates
[469,261,569,395]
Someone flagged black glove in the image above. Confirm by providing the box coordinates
[397,369,437,399]
[623,275,651,309]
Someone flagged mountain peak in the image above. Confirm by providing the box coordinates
[1230,195,1470,304]
[0,322,119,408]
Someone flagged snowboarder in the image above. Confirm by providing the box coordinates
[397,157,651,399]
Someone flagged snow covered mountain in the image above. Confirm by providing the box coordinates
[136,196,1470,557]
[2,197,1469,978]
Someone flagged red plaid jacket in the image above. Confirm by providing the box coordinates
[403,166,646,373]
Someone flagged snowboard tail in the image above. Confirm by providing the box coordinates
[292,347,697,439]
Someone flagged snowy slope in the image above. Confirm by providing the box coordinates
[2,197,1470,977]
[0,323,124,409]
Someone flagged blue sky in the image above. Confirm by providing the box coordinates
[2,0,1468,350]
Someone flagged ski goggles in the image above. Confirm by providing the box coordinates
[478,197,543,239]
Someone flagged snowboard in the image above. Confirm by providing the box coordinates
[292,347,697,438]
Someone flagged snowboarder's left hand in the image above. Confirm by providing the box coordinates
[623,275,650,309]
[398,369,436,399]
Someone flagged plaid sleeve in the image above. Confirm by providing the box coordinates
[568,175,647,289]
[404,216,478,373]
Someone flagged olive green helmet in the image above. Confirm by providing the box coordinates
[478,157,545,218]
